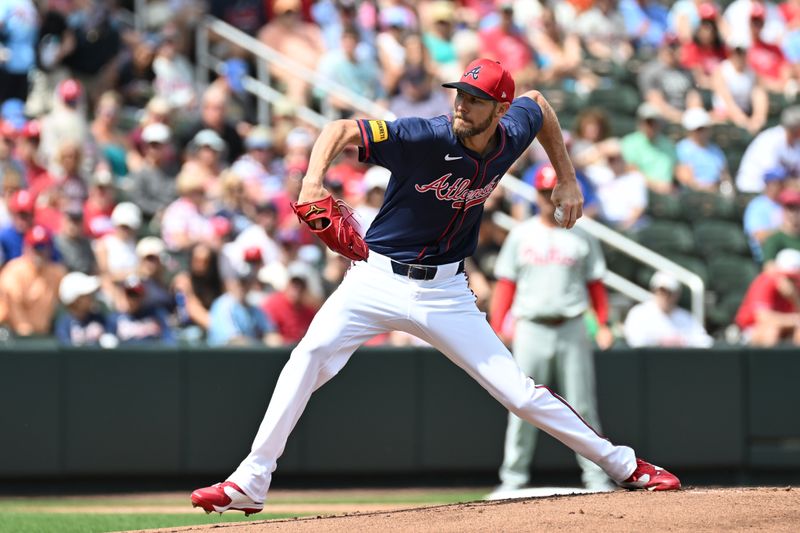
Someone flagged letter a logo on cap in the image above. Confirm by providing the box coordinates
[464,66,482,80]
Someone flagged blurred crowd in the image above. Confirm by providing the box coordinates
[3,0,800,348]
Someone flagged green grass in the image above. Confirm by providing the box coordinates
[0,512,297,533]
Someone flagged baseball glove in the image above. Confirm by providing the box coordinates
[291,194,369,261]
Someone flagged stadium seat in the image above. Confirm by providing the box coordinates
[706,289,748,331]
[585,86,640,115]
[634,220,695,255]
[692,220,751,258]
[706,255,760,295]
[647,191,683,221]
[679,190,737,222]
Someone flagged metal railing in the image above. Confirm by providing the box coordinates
[496,175,706,325]
[194,16,395,128]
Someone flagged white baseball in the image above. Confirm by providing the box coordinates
[554,205,565,226]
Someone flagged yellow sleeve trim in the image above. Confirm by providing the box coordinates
[368,120,388,143]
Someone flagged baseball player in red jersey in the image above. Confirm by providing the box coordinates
[191,59,680,516]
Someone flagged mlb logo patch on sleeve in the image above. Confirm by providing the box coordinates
[368,120,389,142]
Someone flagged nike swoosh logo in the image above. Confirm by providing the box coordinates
[444,154,462,161]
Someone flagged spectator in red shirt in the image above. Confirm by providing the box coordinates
[16,121,50,197]
[478,3,537,89]
[735,248,800,345]
[261,264,319,344]
[681,5,728,89]
[82,168,118,239]
[747,3,792,93]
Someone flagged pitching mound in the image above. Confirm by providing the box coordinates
[142,487,798,532]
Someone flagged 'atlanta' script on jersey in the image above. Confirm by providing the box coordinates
[415,174,502,210]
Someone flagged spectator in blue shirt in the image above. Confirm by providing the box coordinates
[206,267,279,347]
[675,108,730,192]
[0,0,38,103]
[619,0,670,51]
[108,275,176,345]
[55,272,113,346]
[0,189,35,263]
[743,167,789,263]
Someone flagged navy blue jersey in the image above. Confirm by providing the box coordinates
[357,96,543,264]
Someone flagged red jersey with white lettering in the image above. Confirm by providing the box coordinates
[356,97,543,264]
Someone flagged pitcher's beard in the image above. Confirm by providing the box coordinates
[453,113,494,139]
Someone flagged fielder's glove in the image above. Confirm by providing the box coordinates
[291,194,369,261]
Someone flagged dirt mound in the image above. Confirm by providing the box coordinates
[138,486,799,533]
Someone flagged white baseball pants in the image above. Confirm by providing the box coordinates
[228,254,637,500]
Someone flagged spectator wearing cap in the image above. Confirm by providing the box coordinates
[0,189,36,262]
[711,38,768,135]
[82,168,118,239]
[735,248,800,345]
[50,140,89,211]
[95,202,142,305]
[624,271,713,347]
[213,170,252,238]
[128,96,175,171]
[315,26,386,118]
[220,200,282,293]
[0,0,37,103]
[259,0,325,106]
[621,103,678,194]
[743,167,790,261]
[135,236,173,313]
[357,166,391,229]
[390,64,452,119]
[232,126,283,203]
[575,0,634,65]
[261,263,319,344]
[182,129,227,200]
[89,91,129,178]
[172,243,223,332]
[675,108,731,192]
[736,106,800,192]
[669,1,720,44]
[206,259,280,347]
[478,3,537,87]
[39,79,89,168]
[54,272,113,346]
[744,3,791,93]
[160,172,220,252]
[178,87,244,164]
[679,5,727,89]
[724,0,785,49]
[0,225,66,336]
[127,122,178,219]
[619,0,670,50]
[16,120,50,197]
[108,275,175,345]
[762,187,800,266]
[638,33,703,124]
[54,205,96,275]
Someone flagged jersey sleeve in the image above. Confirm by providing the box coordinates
[494,225,523,281]
[503,96,543,153]
[357,117,439,170]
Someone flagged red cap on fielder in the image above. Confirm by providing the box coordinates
[442,58,515,104]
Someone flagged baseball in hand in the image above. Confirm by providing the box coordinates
[554,205,565,226]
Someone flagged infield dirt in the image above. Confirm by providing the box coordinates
[139,486,799,533]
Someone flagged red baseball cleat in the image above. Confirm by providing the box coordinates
[618,458,681,491]
[191,481,264,516]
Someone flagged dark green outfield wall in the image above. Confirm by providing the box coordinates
[1,346,798,479]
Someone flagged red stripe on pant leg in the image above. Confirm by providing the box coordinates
[535,384,607,440]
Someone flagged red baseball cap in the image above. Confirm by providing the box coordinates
[20,119,41,139]
[58,79,82,103]
[534,164,558,190]
[779,188,800,207]
[698,2,718,20]
[243,246,263,263]
[9,190,35,213]
[442,58,515,104]
[24,225,51,247]
[750,2,766,19]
